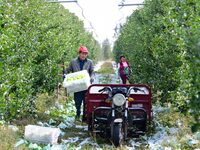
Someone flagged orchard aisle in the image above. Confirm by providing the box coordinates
[93,61,121,84]
[12,61,200,150]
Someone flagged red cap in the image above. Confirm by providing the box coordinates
[79,46,88,53]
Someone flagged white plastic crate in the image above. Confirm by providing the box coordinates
[63,70,91,93]
[24,125,61,144]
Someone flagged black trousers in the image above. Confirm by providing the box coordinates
[74,90,87,117]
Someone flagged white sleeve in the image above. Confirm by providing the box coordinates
[118,63,120,69]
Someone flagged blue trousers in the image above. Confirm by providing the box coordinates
[74,90,87,117]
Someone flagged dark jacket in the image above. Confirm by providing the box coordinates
[65,57,94,77]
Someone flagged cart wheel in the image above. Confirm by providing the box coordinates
[88,123,92,131]
[88,115,93,131]
[111,123,123,147]
[139,120,147,132]
[123,123,128,140]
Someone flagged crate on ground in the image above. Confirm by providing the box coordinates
[24,125,61,144]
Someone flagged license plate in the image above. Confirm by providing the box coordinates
[132,104,143,108]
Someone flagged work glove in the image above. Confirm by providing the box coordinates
[63,74,67,79]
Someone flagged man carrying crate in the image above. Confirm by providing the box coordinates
[64,46,94,121]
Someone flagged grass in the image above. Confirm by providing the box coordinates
[0,126,17,150]
[154,106,200,149]
[0,126,28,150]
[35,93,56,113]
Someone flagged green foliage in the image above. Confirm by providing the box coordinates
[49,98,76,121]
[114,0,200,129]
[0,0,100,121]
[35,93,55,114]
[102,39,112,60]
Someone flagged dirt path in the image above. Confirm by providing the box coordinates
[93,61,121,84]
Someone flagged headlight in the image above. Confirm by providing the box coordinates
[113,93,126,106]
